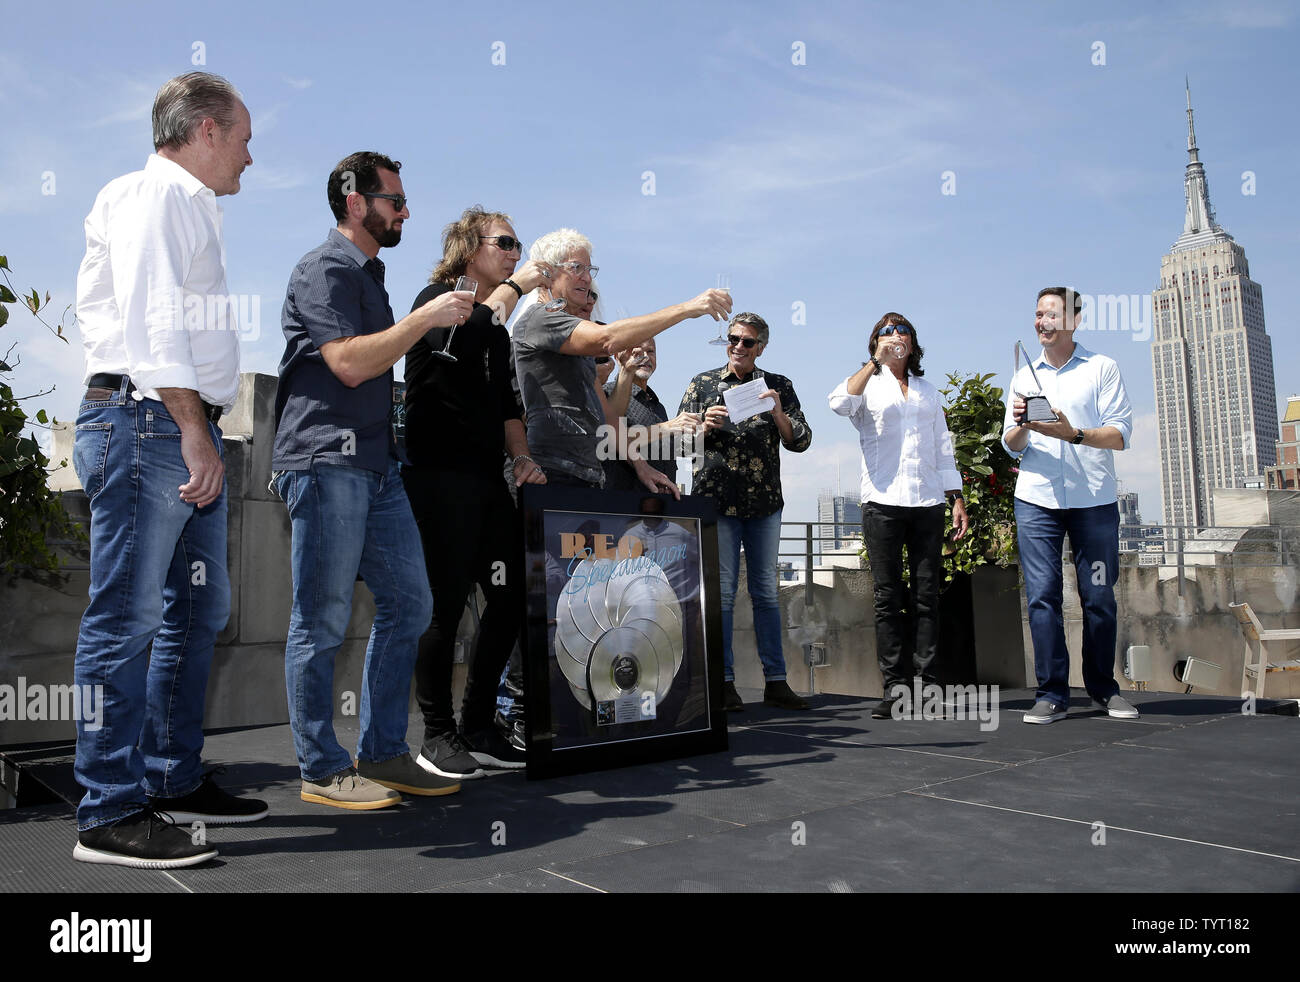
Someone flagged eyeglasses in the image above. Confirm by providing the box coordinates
[879,324,914,337]
[727,335,760,349]
[362,192,407,212]
[481,235,522,253]
[554,260,599,278]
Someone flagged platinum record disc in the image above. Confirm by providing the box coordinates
[605,562,670,625]
[587,559,617,633]
[568,679,592,710]
[563,559,608,643]
[615,574,681,624]
[553,618,593,692]
[621,616,679,702]
[586,626,664,705]
[555,601,593,679]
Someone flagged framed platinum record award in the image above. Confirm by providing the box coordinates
[519,485,727,779]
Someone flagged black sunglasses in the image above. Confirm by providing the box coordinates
[727,335,760,349]
[362,191,407,212]
[879,323,914,337]
[481,235,522,253]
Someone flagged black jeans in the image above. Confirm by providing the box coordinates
[402,466,525,737]
[861,502,946,691]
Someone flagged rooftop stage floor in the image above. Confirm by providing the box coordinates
[3,688,1296,895]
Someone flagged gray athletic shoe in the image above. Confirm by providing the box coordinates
[1023,699,1068,724]
[1093,693,1140,719]
[357,754,461,797]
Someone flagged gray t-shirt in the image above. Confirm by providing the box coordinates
[513,302,605,486]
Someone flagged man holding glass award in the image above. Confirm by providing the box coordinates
[1002,287,1136,725]
[512,227,731,490]
[272,153,472,808]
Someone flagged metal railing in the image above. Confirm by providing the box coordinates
[765,521,1298,601]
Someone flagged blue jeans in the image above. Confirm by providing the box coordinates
[716,510,787,682]
[275,461,431,781]
[1014,499,1121,707]
[72,388,230,830]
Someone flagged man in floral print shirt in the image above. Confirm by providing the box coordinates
[679,312,813,712]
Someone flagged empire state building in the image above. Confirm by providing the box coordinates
[1151,83,1278,530]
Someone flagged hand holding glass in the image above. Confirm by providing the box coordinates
[432,276,477,363]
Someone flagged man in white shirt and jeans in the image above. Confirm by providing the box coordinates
[70,72,266,869]
[830,312,968,720]
[1002,287,1137,724]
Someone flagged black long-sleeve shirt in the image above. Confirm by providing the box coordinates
[403,281,523,477]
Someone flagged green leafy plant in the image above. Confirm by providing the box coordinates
[0,253,85,585]
[939,371,1018,577]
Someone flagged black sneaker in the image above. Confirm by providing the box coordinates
[464,727,527,770]
[763,679,810,711]
[871,696,898,720]
[417,731,484,780]
[148,769,269,824]
[723,681,745,712]
[74,808,219,869]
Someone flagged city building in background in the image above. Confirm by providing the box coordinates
[1151,83,1279,531]
[1117,489,1144,551]
[1265,395,1300,491]
[817,491,862,558]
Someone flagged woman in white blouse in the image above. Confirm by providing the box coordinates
[828,313,969,720]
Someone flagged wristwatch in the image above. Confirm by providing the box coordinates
[502,278,523,298]
[947,492,964,506]
[1071,428,1085,445]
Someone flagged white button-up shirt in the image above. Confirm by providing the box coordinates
[76,154,240,410]
[829,371,961,508]
[1000,342,1132,509]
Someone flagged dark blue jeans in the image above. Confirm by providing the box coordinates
[72,388,230,830]
[1014,499,1121,706]
[275,460,432,781]
[716,510,787,682]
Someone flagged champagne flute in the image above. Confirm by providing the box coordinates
[432,276,477,363]
[709,274,732,345]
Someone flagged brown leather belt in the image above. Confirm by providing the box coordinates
[86,373,223,423]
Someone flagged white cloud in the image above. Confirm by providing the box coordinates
[242,165,309,191]
[284,77,313,90]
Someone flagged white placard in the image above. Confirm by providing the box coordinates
[721,376,775,424]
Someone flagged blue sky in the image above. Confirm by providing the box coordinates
[3,0,1297,527]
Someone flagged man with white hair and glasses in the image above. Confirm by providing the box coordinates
[512,228,731,490]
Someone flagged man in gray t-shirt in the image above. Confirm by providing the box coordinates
[513,302,607,485]
[511,227,732,490]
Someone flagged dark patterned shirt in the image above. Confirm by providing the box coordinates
[678,366,812,518]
